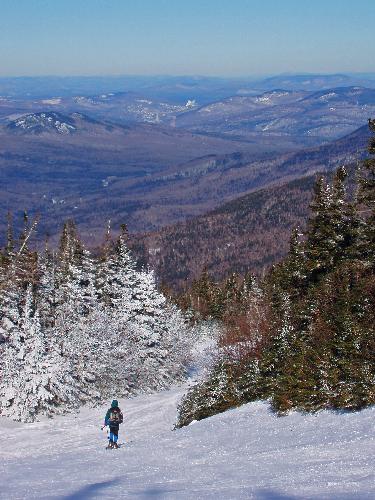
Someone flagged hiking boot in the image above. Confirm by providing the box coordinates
[113,442,119,449]
[106,441,114,449]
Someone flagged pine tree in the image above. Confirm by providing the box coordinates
[260,292,295,400]
[176,360,240,427]
[0,261,23,344]
[53,246,100,399]
[58,220,82,272]
[111,267,189,393]
[238,274,258,308]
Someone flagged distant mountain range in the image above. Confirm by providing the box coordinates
[0,113,369,246]
[0,75,374,280]
[4,111,127,136]
[255,73,375,91]
[175,86,375,145]
[6,112,79,135]
[2,84,374,151]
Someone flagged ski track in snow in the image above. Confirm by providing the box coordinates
[1,387,375,499]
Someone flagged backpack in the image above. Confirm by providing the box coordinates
[109,407,123,425]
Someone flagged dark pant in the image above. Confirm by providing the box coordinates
[109,426,119,443]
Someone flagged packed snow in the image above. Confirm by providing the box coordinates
[1,387,374,499]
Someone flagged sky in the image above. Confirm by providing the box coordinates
[0,0,374,77]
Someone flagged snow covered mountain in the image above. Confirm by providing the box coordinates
[4,111,127,136]
[6,112,77,135]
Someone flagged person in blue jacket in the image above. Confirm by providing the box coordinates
[102,400,123,449]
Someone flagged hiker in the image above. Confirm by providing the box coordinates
[102,399,123,449]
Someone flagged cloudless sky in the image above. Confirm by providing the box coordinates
[0,0,374,76]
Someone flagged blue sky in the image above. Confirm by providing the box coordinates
[0,0,374,76]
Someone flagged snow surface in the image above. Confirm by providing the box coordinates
[1,387,375,499]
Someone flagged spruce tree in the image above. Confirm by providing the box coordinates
[96,225,138,308]
[305,170,351,281]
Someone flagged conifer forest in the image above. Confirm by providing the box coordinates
[177,120,375,426]
[0,222,193,422]
[0,120,374,427]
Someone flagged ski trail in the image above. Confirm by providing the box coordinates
[1,386,375,499]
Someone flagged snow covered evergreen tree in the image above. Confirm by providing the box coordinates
[0,220,194,422]
[37,244,58,329]
[0,285,83,421]
[96,225,138,308]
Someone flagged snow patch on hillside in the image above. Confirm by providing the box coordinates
[7,112,76,134]
[41,98,62,105]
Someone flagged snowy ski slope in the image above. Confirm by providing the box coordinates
[1,387,375,499]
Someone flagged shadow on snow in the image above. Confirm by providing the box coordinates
[61,478,120,499]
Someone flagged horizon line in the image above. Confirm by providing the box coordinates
[1,71,375,80]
